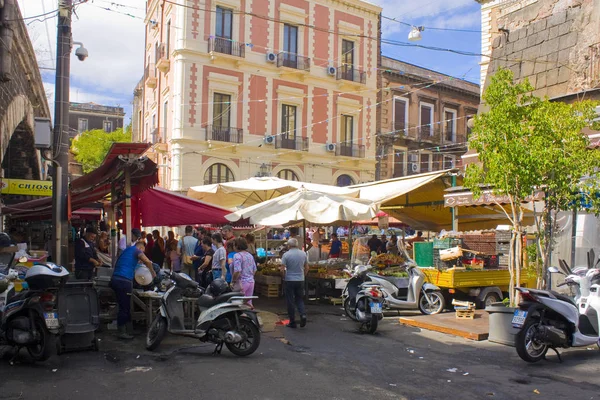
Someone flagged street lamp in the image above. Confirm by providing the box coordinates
[52,0,89,269]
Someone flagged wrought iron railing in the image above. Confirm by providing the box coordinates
[335,143,365,158]
[208,37,246,58]
[336,67,366,84]
[275,135,308,151]
[205,125,243,143]
[276,52,310,71]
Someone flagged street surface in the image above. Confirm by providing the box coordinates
[1,302,599,400]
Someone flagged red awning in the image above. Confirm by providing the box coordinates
[1,143,157,220]
[138,187,230,226]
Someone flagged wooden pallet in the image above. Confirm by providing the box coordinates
[330,297,343,305]
[456,309,475,319]
[256,284,280,298]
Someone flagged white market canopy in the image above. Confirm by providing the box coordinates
[225,188,377,226]
[188,176,359,209]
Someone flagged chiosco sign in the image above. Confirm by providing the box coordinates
[0,179,53,197]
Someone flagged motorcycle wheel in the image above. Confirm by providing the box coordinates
[225,317,261,357]
[146,314,167,351]
[364,314,378,334]
[418,291,445,315]
[516,319,548,363]
[344,298,358,321]
[27,318,54,362]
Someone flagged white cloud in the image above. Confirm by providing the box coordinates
[21,0,145,114]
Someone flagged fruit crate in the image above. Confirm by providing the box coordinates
[495,231,512,242]
[256,284,280,298]
[433,238,462,249]
[496,243,510,254]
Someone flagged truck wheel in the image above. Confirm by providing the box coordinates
[479,292,501,309]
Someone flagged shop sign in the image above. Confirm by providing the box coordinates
[0,179,53,197]
[444,190,544,207]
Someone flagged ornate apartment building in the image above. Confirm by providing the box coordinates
[376,57,480,180]
[136,0,381,190]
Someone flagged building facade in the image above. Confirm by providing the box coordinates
[137,0,381,190]
[68,102,125,138]
[376,57,480,180]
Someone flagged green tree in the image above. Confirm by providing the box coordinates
[71,127,132,173]
[465,69,600,305]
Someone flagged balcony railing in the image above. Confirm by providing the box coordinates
[336,67,366,84]
[418,127,441,142]
[275,135,308,151]
[208,37,246,58]
[144,64,157,88]
[276,52,310,71]
[335,143,365,158]
[156,43,170,72]
[205,125,243,143]
[150,127,160,144]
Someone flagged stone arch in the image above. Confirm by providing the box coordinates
[332,170,360,187]
[1,94,35,160]
[200,157,239,184]
[273,165,304,182]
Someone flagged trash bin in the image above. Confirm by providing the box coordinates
[56,281,100,353]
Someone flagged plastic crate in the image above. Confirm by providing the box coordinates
[433,238,462,249]
[496,243,511,254]
[495,231,512,242]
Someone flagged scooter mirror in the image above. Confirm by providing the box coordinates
[547,266,561,274]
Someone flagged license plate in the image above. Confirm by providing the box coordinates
[511,309,527,328]
[44,312,59,328]
[370,302,382,314]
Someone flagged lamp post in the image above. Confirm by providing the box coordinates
[52,0,88,268]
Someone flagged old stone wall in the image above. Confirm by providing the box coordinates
[485,0,600,98]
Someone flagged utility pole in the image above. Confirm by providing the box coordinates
[52,0,73,269]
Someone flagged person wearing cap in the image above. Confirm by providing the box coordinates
[280,238,308,328]
[111,228,155,339]
[74,227,101,280]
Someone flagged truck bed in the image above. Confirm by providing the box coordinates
[421,267,536,290]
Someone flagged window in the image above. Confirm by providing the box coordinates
[151,114,156,130]
[283,24,298,68]
[443,155,455,169]
[393,97,408,134]
[336,174,355,187]
[216,6,233,39]
[165,20,171,55]
[162,101,168,130]
[341,40,354,80]
[393,149,404,178]
[211,93,232,141]
[204,163,234,184]
[419,103,434,137]
[339,115,354,156]
[421,153,430,172]
[103,121,112,132]
[277,169,299,181]
[280,104,297,149]
[444,109,457,142]
[77,118,88,133]
[154,41,160,64]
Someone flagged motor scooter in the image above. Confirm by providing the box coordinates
[146,272,261,356]
[342,265,384,334]
[361,264,445,315]
[513,260,600,363]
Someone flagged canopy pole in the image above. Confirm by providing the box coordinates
[125,166,132,246]
[303,220,307,251]
[451,175,458,232]
[110,182,117,267]
[570,207,578,269]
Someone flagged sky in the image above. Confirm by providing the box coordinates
[20,0,482,124]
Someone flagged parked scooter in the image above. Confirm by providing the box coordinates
[513,261,600,363]
[357,264,445,315]
[0,234,70,362]
[146,272,261,356]
[342,265,384,334]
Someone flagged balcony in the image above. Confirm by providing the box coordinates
[149,127,160,144]
[205,125,243,143]
[418,127,441,143]
[335,143,365,158]
[276,53,310,71]
[336,67,366,84]
[156,43,170,72]
[208,37,246,58]
[144,64,157,88]
[275,135,308,151]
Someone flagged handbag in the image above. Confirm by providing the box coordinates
[180,237,194,265]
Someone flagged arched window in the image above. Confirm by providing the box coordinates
[336,174,355,187]
[204,163,234,184]
[277,169,299,181]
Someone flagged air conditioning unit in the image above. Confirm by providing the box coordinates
[327,66,337,76]
[409,162,419,173]
[150,20,159,29]
[264,135,275,145]
[266,52,277,63]
[326,143,336,152]
[408,153,418,163]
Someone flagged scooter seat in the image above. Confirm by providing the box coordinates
[550,290,576,306]
[196,292,243,308]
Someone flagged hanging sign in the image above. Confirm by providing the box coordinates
[0,179,53,197]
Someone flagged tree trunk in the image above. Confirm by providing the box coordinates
[508,228,517,306]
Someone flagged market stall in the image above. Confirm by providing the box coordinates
[226,188,377,301]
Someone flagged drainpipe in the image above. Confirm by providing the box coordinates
[0,0,15,82]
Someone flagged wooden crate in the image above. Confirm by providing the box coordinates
[256,284,280,298]
[456,309,475,319]
[255,274,282,285]
[330,297,343,305]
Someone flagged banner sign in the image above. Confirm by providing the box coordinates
[444,190,544,208]
[0,179,53,197]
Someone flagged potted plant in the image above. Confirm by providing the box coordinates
[465,69,600,345]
